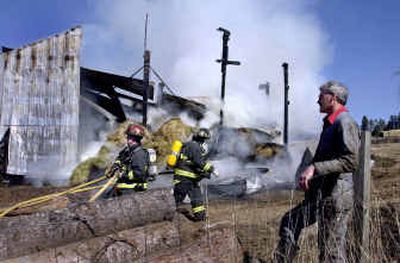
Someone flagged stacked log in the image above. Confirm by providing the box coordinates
[142,222,243,263]
[0,188,175,260]
[3,221,243,263]
[0,188,244,262]
[2,221,180,263]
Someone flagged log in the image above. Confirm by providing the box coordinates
[0,188,175,261]
[137,221,243,263]
[3,221,180,263]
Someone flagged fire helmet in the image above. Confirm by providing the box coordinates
[193,128,211,141]
[125,124,145,138]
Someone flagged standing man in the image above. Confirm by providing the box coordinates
[272,81,360,262]
[173,128,215,221]
[105,124,150,197]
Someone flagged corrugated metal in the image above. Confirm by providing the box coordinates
[0,27,82,178]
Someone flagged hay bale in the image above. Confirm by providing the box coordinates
[69,119,193,183]
[69,156,109,185]
[255,143,283,159]
[143,118,193,166]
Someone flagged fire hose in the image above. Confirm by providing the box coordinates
[0,175,107,218]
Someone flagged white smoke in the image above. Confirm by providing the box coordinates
[82,0,331,138]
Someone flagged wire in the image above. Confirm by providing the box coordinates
[150,67,178,95]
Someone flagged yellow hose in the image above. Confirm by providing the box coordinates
[89,175,119,202]
[0,176,107,218]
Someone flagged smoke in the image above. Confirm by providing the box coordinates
[83,0,332,138]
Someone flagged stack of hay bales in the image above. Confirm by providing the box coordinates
[70,118,193,185]
[143,118,193,166]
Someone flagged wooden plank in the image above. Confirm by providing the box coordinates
[0,188,175,261]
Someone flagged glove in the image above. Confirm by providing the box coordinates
[134,183,146,192]
[202,173,211,179]
[212,169,219,177]
[106,163,121,178]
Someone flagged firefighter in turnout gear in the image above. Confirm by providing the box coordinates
[104,124,150,198]
[173,128,215,221]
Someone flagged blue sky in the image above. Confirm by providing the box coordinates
[317,0,400,122]
[0,0,399,125]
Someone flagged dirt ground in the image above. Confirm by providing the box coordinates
[0,142,399,262]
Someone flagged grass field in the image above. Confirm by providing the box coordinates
[206,142,400,262]
[0,142,398,262]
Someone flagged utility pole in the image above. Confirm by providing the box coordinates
[282,63,289,145]
[216,27,240,126]
[142,14,150,127]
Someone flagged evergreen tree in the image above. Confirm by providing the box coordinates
[361,116,369,131]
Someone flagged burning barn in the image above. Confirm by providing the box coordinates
[0,26,206,183]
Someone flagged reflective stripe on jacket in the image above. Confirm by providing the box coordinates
[173,141,213,181]
[113,144,150,185]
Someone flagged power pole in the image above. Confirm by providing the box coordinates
[282,63,289,145]
[142,14,150,126]
[216,27,240,126]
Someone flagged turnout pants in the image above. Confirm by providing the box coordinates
[173,177,206,221]
[273,178,353,262]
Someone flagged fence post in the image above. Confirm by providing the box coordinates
[354,130,371,262]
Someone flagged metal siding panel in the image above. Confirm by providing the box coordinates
[0,27,82,179]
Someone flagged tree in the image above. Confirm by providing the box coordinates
[372,118,387,136]
[361,116,370,131]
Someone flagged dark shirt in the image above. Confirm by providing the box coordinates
[308,108,360,198]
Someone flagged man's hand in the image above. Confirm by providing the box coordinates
[299,164,315,191]
[212,170,219,177]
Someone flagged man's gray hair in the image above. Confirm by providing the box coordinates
[319,80,349,105]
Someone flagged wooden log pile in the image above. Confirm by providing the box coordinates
[141,221,243,263]
[0,188,244,262]
[0,188,175,261]
[2,221,180,263]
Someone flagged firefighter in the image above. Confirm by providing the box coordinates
[173,128,215,221]
[104,124,150,198]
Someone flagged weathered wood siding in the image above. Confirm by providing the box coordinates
[0,27,81,178]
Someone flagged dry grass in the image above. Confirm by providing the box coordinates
[205,142,400,262]
[0,141,398,262]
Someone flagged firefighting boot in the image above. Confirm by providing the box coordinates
[193,210,206,221]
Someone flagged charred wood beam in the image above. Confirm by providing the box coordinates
[81,67,154,100]
[83,90,126,122]
[161,94,206,121]
[0,188,175,261]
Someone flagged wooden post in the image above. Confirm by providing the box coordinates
[142,50,150,126]
[282,63,289,146]
[354,130,371,262]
